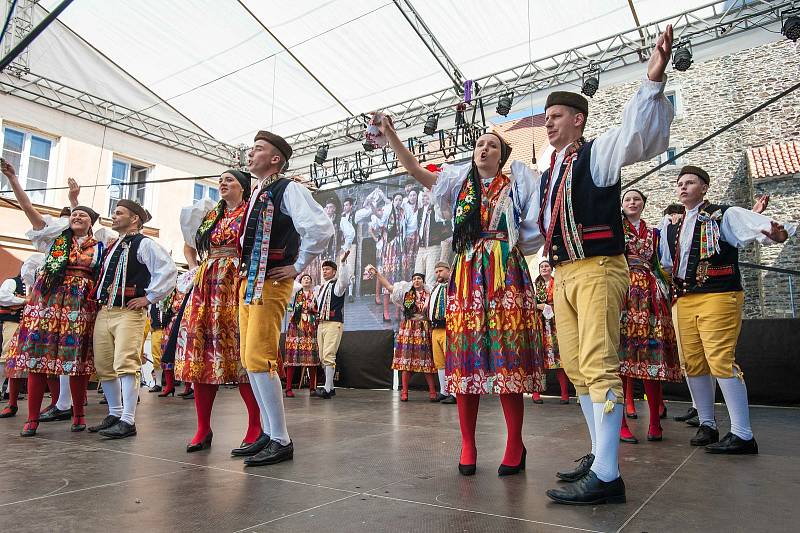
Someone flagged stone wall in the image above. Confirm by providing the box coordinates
[581,38,800,318]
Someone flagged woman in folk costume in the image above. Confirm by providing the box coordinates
[1,161,105,435]
[532,261,570,404]
[370,267,437,401]
[376,118,543,477]
[380,192,406,321]
[175,170,263,453]
[617,189,681,444]
[284,274,320,397]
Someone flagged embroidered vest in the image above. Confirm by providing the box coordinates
[417,206,450,247]
[240,178,300,275]
[427,282,447,329]
[97,234,151,307]
[317,280,345,323]
[0,275,25,323]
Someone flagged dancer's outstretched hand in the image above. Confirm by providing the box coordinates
[648,24,673,82]
[761,221,789,243]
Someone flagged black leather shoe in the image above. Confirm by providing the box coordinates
[432,393,448,402]
[674,407,698,422]
[440,395,457,404]
[690,424,719,446]
[546,471,626,505]
[330,389,336,396]
[458,463,476,476]
[148,385,163,393]
[556,453,594,482]
[88,415,121,433]
[231,433,271,457]
[177,388,193,397]
[560,399,570,405]
[182,391,194,400]
[244,440,294,466]
[498,447,526,476]
[38,406,73,422]
[532,397,544,404]
[317,387,332,399]
[686,415,700,427]
[186,431,213,453]
[99,420,137,439]
[705,432,758,455]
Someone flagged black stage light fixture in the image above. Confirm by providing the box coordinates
[672,42,693,72]
[783,13,800,41]
[496,92,513,117]
[581,67,600,98]
[363,140,375,152]
[423,113,439,135]
[314,144,329,165]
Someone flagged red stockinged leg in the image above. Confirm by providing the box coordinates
[238,382,262,444]
[285,367,295,394]
[499,393,525,467]
[643,379,663,439]
[623,376,637,417]
[25,373,47,428]
[424,373,437,399]
[8,377,23,407]
[557,369,570,401]
[191,383,218,445]
[307,367,317,391]
[532,391,541,402]
[456,393,480,466]
[182,381,192,394]
[620,413,637,443]
[162,369,175,394]
[45,376,59,410]
[400,371,410,401]
[69,375,89,423]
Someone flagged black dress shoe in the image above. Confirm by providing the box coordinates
[99,397,108,405]
[330,389,336,396]
[498,447,526,476]
[674,407,698,422]
[556,453,594,482]
[99,420,137,439]
[532,398,544,404]
[178,388,193,397]
[244,440,294,466]
[690,424,719,446]
[88,415,120,433]
[546,471,626,505]
[187,431,213,453]
[148,385,163,393]
[317,387,332,399]
[38,406,73,422]
[686,415,700,427]
[432,393,449,402]
[705,432,758,455]
[440,395,457,404]
[660,404,668,419]
[71,422,86,432]
[182,391,194,400]
[458,463,476,476]
[560,399,570,405]
[231,433,271,457]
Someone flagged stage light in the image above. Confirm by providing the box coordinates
[783,14,800,41]
[672,42,693,72]
[363,141,375,152]
[423,113,439,136]
[581,75,599,98]
[496,92,513,117]
[314,144,329,165]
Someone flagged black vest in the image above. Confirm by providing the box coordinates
[0,275,25,323]
[417,206,451,247]
[541,140,625,265]
[240,178,301,275]
[149,302,167,329]
[666,222,679,262]
[97,234,151,307]
[674,203,742,297]
[318,280,345,323]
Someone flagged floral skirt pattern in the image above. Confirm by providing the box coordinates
[174,257,245,384]
[8,274,97,376]
[619,267,681,382]
[392,318,435,372]
[285,318,319,366]
[541,314,561,369]
[381,237,403,284]
[402,234,419,280]
[446,243,543,394]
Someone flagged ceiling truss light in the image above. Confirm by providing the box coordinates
[782,11,800,41]
[672,42,693,72]
[581,67,600,98]
[423,113,439,136]
[314,144,329,165]
[496,92,513,117]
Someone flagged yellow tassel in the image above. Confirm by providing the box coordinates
[492,241,504,292]
[603,399,615,414]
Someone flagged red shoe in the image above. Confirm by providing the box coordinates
[647,425,663,441]
[0,405,18,418]
[285,389,295,398]
[620,425,638,444]
[400,391,408,402]
[20,421,38,437]
[532,392,543,404]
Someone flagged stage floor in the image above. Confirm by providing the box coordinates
[0,388,797,532]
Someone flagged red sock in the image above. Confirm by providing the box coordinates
[238,382,262,444]
[7,377,23,407]
[499,393,525,466]
[285,367,295,392]
[191,383,218,445]
[620,414,636,440]
[643,379,663,435]
[26,373,47,425]
[46,376,60,410]
[308,367,317,390]
[401,371,410,394]
[456,393,480,465]
[623,376,636,414]
[424,373,436,396]
[556,369,570,401]
[163,369,175,392]
[69,375,89,423]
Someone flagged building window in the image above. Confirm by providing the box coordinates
[108,158,149,217]
[2,127,55,204]
[660,147,681,166]
[193,183,219,202]
[665,88,682,117]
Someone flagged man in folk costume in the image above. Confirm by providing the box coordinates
[314,251,352,400]
[428,261,455,403]
[544,25,675,505]
[661,165,793,454]
[237,131,333,466]
[340,197,358,302]
[414,190,452,287]
[89,200,177,439]
[0,267,27,418]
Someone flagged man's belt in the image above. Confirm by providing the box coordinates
[208,246,239,259]
[479,230,508,241]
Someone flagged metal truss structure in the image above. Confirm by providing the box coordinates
[1,0,35,77]
[284,0,794,162]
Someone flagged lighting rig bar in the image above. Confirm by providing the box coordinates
[284,0,792,160]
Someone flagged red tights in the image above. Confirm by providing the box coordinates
[163,369,175,393]
[191,382,218,445]
[400,371,437,398]
[45,376,59,409]
[238,382,262,444]
[70,375,89,424]
[7,377,24,407]
[456,393,525,467]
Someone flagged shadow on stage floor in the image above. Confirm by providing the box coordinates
[1,388,798,532]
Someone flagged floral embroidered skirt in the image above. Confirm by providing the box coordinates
[392,318,435,373]
[8,274,97,376]
[446,243,543,394]
[618,266,681,382]
[284,318,319,366]
[540,314,562,369]
[174,257,246,384]
[381,237,403,284]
